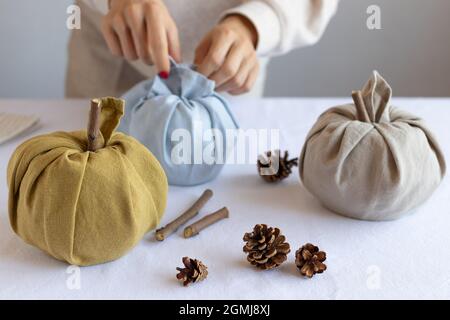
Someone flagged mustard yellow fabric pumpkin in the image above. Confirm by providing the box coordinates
[7,98,168,266]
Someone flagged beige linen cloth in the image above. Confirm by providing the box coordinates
[299,71,446,221]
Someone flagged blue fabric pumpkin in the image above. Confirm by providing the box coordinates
[119,60,238,186]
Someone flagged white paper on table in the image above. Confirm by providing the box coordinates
[0,112,39,145]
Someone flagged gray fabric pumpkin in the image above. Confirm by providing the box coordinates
[299,71,446,221]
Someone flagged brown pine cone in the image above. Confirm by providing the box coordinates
[257,150,298,183]
[243,224,291,270]
[176,257,208,286]
[295,243,327,278]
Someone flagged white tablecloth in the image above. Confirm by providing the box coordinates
[0,98,449,300]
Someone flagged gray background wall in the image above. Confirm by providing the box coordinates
[0,0,449,98]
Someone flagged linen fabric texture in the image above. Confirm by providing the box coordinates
[119,61,238,186]
[7,98,168,266]
[299,71,446,221]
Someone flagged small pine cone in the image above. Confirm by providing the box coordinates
[176,257,208,286]
[295,243,327,278]
[243,224,291,270]
[257,150,298,183]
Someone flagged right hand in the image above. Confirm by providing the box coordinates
[101,0,181,77]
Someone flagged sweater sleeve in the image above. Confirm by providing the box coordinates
[81,0,109,15]
[221,0,339,56]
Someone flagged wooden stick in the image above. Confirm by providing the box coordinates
[87,99,102,151]
[183,207,229,238]
[351,90,371,123]
[155,189,213,241]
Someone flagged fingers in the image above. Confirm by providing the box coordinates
[196,29,234,77]
[216,55,257,93]
[112,15,138,60]
[194,37,211,66]
[101,18,123,57]
[101,0,179,70]
[195,16,260,95]
[228,62,259,95]
[167,24,182,63]
[124,4,151,64]
[145,5,170,75]
[209,43,242,87]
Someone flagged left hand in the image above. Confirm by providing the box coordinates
[194,15,259,95]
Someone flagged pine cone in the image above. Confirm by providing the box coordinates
[257,150,298,183]
[176,257,208,286]
[295,243,327,278]
[243,224,291,270]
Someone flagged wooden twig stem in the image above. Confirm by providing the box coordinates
[87,99,102,151]
[155,189,213,241]
[351,90,371,123]
[183,207,229,238]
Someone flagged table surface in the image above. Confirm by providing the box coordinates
[0,98,449,300]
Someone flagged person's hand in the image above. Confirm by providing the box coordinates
[194,15,259,95]
[101,0,181,78]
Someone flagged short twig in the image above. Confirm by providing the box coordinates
[155,189,213,241]
[184,207,229,238]
[87,99,102,151]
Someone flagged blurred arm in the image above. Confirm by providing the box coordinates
[221,0,339,56]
